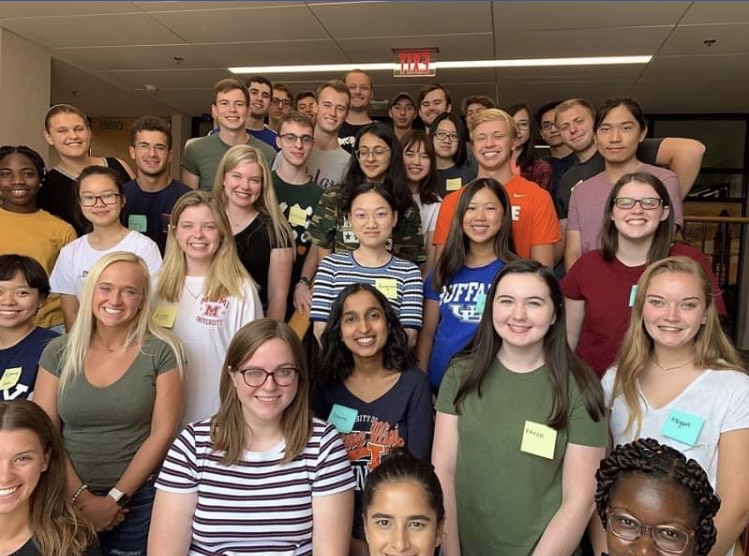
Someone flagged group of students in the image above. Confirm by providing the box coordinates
[0,90,747,556]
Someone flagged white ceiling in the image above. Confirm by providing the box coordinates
[1,1,748,118]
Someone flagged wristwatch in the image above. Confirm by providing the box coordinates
[297,276,311,288]
[107,487,131,507]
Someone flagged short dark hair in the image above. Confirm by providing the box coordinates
[213,78,249,106]
[130,116,172,150]
[0,254,51,300]
[535,100,564,126]
[316,80,350,103]
[295,90,317,104]
[595,438,720,556]
[594,96,647,133]
[0,145,46,181]
[77,165,124,195]
[272,82,293,99]
[246,75,272,91]
[278,110,314,135]
[418,83,451,108]
[461,95,495,116]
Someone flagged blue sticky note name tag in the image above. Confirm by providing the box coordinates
[327,404,358,433]
[661,408,705,446]
[474,292,487,314]
[628,285,638,307]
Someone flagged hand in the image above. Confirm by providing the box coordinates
[76,491,129,531]
[293,282,312,314]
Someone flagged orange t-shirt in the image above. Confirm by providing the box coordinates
[433,175,560,258]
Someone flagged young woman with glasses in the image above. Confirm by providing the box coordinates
[429,112,476,197]
[562,172,725,376]
[313,284,432,556]
[149,319,355,556]
[595,438,721,556]
[50,166,161,331]
[508,103,553,191]
[308,122,425,267]
[601,256,749,556]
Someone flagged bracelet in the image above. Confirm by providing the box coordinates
[70,483,88,505]
[297,277,311,288]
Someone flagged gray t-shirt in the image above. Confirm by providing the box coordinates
[40,336,178,489]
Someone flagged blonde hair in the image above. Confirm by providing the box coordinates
[467,108,517,139]
[611,256,745,436]
[59,252,185,393]
[212,145,292,252]
[0,400,97,556]
[211,319,312,465]
[157,190,252,302]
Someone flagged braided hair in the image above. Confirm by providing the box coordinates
[0,145,47,180]
[595,438,721,556]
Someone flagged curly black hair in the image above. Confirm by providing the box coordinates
[318,283,414,383]
[595,438,721,556]
[0,145,46,181]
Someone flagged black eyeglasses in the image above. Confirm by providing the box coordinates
[271,98,292,107]
[233,366,298,387]
[613,197,663,210]
[80,193,121,207]
[607,510,694,554]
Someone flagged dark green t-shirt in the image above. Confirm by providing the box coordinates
[436,357,606,555]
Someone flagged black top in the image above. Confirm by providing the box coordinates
[14,537,102,556]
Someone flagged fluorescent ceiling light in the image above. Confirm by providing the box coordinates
[229,55,651,74]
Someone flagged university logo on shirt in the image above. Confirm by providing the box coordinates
[196,297,229,326]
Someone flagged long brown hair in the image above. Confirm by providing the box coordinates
[211,319,312,465]
[611,256,745,436]
[0,400,96,556]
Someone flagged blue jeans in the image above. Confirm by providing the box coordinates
[96,479,155,556]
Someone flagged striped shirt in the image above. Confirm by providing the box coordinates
[310,252,423,329]
[156,419,355,556]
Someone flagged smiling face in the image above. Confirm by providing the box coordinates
[433,119,459,161]
[557,104,595,154]
[642,271,707,352]
[403,141,430,186]
[0,428,49,519]
[419,89,450,127]
[539,108,563,148]
[248,81,272,119]
[357,133,391,183]
[472,119,514,174]
[277,121,314,168]
[223,161,263,210]
[349,191,397,250]
[212,88,249,132]
[512,108,531,148]
[493,272,555,352]
[230,337,299,428]
[462,186,504,248]
[364,479,442,556]
[130,129,170,178]
[0,272,43,334]
[595,105,646,165]
[340,290,389,363]
[611,180,669,243]
[92,261,146,331]
[174,204,222,270]
[44,112,91,159]
[316,87,348,134]
[0,153,41,214]
[345,71,373,112]
[606,474,697,556]
[79,173,123,228]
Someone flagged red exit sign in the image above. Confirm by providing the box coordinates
[394,49,437,77]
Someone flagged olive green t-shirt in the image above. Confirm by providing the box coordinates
[40,336,178,490]
[436,357,606,555]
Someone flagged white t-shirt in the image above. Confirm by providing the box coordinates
[603,367,749,555]
[153,276,263,428]
[412,193,442,240]
[50,230,162,299]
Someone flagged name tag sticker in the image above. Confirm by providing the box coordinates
[0,367,22,390]
[128,214,147,232]
[374,278,398,300]
[474,292,487,313]
[446,178,462,191]
[328,404,358,433]
[662,408,705,446]
[152,305,178,329]
[628,285,638,307]
[288,205,308,228]
[520,420,557,460]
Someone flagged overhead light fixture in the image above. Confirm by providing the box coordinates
[229,55,651,75]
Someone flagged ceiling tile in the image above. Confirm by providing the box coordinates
[132,1,303,12]
[639,53,749,81]
[0,1,139,18]
[680,2,749,24]
[658,23,749,56]
[104,68,232,91]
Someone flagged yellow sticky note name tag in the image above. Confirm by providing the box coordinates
[288,205,308,228]
[152,305,178,329]
[374,278,398,300]
[0,367,22,390]
[446,177,462,191]
[520,420,557,460]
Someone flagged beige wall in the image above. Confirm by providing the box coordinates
[0,29,51,158]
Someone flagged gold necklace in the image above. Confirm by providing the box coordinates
[652,357,694,371]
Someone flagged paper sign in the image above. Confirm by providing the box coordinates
[628,285,638,307]
[0,367,22,390]
[474,292,487,314]
[520,420,557,460]
[288,205,308,228]
[328,404,358,433]
[152,305,178,329]
[128,214,147,232]
[446,178,462,192]
[662,408,705,446]
[375,278,398,300]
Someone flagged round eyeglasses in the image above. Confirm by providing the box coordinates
[607,511,694,554]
